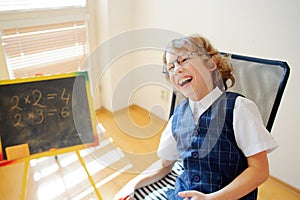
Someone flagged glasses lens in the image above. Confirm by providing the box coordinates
[165,54,191,73]
[167,62,174,72]
[178,56,190,66]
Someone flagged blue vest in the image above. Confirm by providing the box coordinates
[166,92,257,199]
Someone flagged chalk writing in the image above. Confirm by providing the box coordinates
[10,96,23,111]
[9,88,71,127]
[32,90,47,108]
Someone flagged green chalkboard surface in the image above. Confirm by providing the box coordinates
[0,72,98,160]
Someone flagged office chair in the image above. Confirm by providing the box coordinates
[133,53,290,199]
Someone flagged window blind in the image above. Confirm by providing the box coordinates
[0,0,86,11]
[1,21,89,79]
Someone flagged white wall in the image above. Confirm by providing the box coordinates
[93,0,174,119]
[92,0,134,111]
[127,0,300,189]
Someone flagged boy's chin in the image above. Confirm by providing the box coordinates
[181,90,198,100]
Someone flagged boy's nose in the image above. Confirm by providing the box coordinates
[174,63,183,75]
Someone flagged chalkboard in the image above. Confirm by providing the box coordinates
[0,72,98,160]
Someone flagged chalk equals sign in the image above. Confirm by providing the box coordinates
[47,93,58,99]
[47,109,58,116]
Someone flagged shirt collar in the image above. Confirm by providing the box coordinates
[189,87,223,115]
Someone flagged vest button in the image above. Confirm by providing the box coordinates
[193,129,199,135]
[193,175,200,182]
[192,152,198,158]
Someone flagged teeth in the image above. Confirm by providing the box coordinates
[179,77,192,86]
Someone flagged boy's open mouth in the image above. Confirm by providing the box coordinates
[178,76,193,87]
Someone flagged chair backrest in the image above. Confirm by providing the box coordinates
[169,53,290,132]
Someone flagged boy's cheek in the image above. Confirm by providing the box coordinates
[171,81,180,91]
[170,77,177,87]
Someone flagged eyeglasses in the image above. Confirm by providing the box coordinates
[163,52,207,75]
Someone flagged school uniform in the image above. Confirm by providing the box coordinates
[157,87,278,199]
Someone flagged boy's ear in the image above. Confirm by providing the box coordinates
[209,59,218,71]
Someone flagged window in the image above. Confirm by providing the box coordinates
[1,21,89,78]
[0,0,86,12]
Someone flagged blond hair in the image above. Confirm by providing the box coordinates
[163,34,235,90]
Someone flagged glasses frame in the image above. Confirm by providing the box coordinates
[163,52,207,75]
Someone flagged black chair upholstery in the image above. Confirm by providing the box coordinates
[133,53,290,199]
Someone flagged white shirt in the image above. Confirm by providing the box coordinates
[157,87,278,160]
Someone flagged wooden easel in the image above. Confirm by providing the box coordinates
[0,72,102,199]
[0,147,103,200]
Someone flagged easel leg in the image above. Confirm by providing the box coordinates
[75,150,103,200]
[21,159,30,200]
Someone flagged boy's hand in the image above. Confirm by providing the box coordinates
[178,190,212,200]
